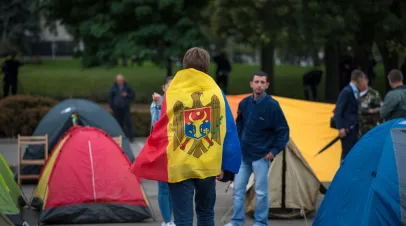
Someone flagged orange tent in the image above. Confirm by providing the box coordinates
[226,94,341,182]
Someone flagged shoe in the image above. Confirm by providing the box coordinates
[162,222,176,226]
[223,223,233,226]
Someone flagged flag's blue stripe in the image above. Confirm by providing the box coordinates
[221,92,242,174]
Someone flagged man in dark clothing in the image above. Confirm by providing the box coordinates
[108,74,135,141]
[302,69,323,101]
[226,71,289,226]
[213,52,232,94]
[334,69,367,163]
[380,69,406,121]
[2,54,22,98]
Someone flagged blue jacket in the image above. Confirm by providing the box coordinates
[334,84,358,129]
[108,82,135,110]
[236,94,290,163]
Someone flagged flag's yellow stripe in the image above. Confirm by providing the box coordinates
[165,69,227,183]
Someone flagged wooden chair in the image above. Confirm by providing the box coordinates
[113,136,122,148]
[17,135,48,186]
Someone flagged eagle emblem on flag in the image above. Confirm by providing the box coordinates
[170,91,223,158]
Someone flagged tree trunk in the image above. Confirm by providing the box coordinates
[312,49,321,67]
[166,57,172,77]
[324,40,341,102]
[377,42,399,93]
[352,21,375,74]
[260,42,275,95]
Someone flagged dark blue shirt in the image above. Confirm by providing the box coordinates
[236,94,290,163]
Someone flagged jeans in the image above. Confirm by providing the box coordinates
[231,158,270,226]
[158,181,173,223]
[168,177,216,226]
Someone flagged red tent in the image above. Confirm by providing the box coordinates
[35,126,152,224]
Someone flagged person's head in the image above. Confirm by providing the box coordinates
[350,69,368,91]
[182,47,210,73]
[162,76,174,93]
[387,69,404,88]
[115,74,125,85]
[250,71,269,96]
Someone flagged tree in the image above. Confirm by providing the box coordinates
[212,0,299,94]
[42,0,211,72]
[0,0,41,54]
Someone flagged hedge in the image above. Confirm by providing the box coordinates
[0,95,151,138]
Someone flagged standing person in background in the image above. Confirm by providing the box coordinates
[334,69,368,163]
[150,76,176,226]
[2,54,22,98]
[213,52,232,94]
[380,69,406,121]
[109,74,135,141]
[357,76,382,137]
[225,71,290,226]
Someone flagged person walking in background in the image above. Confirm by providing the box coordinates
[225,71,290,226]
[334,69,368,163]
[2,54,22,98]
[380,69,406,121]
[213,52,232,94]
[357,76,382,137]
[108,74,135,141]
[150,76,175,226]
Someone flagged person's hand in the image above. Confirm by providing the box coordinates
[264,152,274,161]
[121,91,127,97]
[339,128,347,138]
[216,171,224,180]
[152,93,162,104]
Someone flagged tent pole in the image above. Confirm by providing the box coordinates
[281,148,286,209]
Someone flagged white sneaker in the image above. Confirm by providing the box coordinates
[224,223,233,226]
[162,222,176,226]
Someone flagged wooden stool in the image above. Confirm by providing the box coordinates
[17,135,48,186]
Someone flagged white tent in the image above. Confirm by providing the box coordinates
[224,138,326,222]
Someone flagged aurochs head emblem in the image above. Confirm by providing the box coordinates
[169,91,223,158]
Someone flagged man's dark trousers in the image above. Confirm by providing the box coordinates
[168,176,216,226]
[113,107,134,140]
[340,126,358,163]
[3,77,17,97]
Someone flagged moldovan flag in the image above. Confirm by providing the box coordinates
[130,68,242,183]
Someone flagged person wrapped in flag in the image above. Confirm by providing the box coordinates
[130,47,242,226]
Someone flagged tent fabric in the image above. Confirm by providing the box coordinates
[313,118,406,226]
[0,154,27,226]
[239,139,324,219]
[0,154,26,208]
[19,99,135,181]
[31,126,152,224]
[226,94,341,182]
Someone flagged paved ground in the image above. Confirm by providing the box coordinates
[1,138,327,226]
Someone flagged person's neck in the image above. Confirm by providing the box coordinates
[392,82,403,89]
[253,92,265,101]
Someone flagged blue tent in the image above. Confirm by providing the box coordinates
[313,118,406,226]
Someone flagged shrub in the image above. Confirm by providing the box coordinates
[0,95,59,137]
[0,95,152,138]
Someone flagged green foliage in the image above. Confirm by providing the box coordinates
[42,0,211,68]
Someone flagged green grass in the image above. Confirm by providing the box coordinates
[4,59,387,104]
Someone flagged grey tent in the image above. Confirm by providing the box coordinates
[19,99,135,182]
[223,138,326,222]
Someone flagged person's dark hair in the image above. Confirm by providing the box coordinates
[164,76,174,85]
[251,71,269,82]
[350,69,365,81]
[387,69,403,83]
[182,47,210,73]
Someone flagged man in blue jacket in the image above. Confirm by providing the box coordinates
[109,74,135,141]
[334,69,367,163]
[225,71,290,226]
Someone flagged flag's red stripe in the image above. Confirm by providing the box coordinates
[130,99,169,182]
